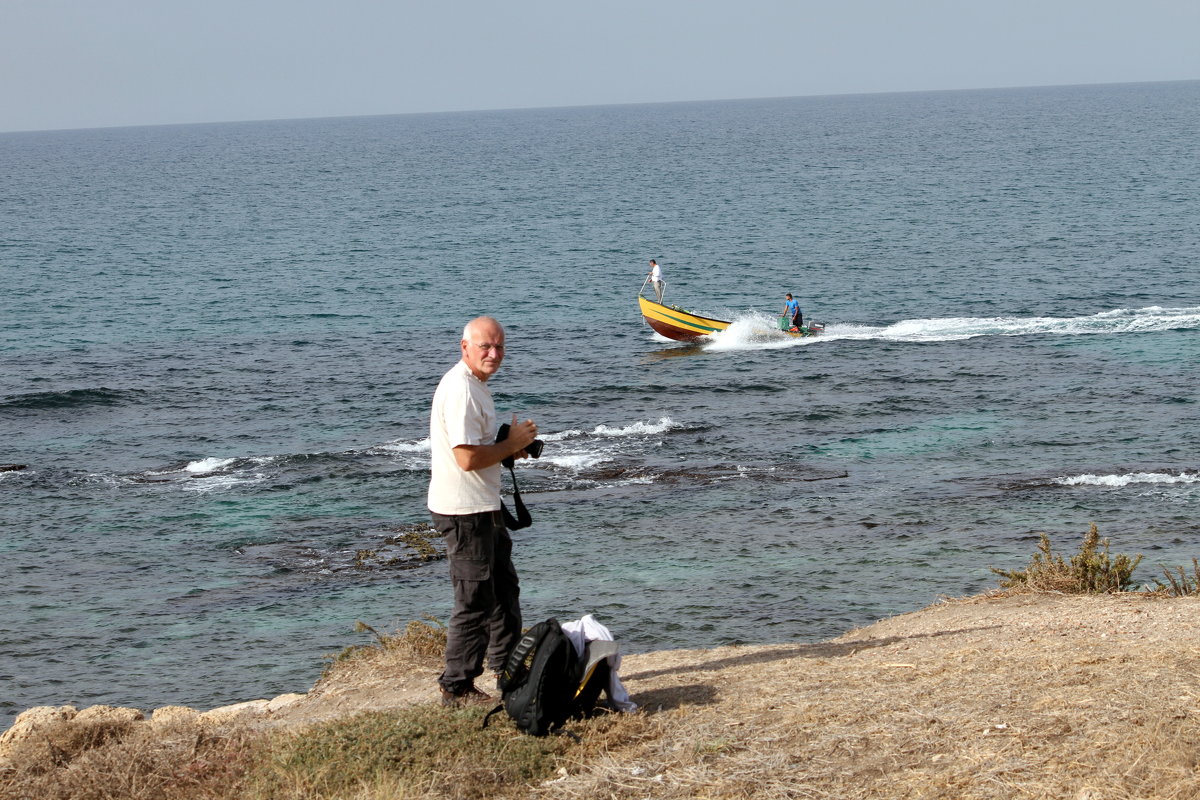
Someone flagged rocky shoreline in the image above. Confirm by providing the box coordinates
[0,694,306,763]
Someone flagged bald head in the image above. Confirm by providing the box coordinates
[460,316,506,381]
[462,316,503,341]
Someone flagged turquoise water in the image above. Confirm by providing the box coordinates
[2,81,1199,724]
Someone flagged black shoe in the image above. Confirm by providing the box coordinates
[440,684,493,708]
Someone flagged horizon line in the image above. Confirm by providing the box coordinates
[3,77,1196,136]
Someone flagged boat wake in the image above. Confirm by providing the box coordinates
[704,315,813,350]
[702,306,1200,350]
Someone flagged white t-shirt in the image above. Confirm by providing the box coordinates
[427,360,501,515]
[650,264,662,282]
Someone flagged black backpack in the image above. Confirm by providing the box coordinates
[483,618,611,736]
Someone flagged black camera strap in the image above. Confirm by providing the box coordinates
[501,461,532,530]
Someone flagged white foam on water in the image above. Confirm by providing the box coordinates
[541,428,585,442]
[545,419,682,440]
[590,417,679,437]
[168,456,276,492]
[183,471,268,493]
[706,314,807,351]
[375,437,431,454]
[862,306,1200,342]
[185,457,237,474]
[535,418,682,477]
[611,476,655,486]
[1056,472,1200,488]
[522,417,682,483]
[82,472,127,488]
[543,452,608,470]
[696,306,1200,350]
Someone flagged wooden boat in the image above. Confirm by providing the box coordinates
[638,295,731,341]
[638,294,823,342]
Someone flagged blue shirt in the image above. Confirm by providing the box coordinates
[785,299,801,317]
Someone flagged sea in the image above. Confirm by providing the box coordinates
[2,81,1198,727]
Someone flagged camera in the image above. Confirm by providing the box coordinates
[496,422,543,468]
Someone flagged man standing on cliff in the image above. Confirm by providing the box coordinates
[428,316,539,707]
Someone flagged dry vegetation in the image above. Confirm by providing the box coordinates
[0,716,261,800]
[991,523,1143,594]
[4,528,1200,799]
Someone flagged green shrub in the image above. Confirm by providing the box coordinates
[991,523,1142,593]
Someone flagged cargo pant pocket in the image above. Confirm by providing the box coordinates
[433,512,496,582]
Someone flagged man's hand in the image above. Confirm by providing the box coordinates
[452,413,538,472]
[506,414,538,459]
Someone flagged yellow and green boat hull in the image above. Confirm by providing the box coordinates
[638,296,731,341]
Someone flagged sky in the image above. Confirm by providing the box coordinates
[1,0,1197,133]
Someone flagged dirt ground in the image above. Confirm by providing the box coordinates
[8,591,1199,798]
[264,591,1200,799]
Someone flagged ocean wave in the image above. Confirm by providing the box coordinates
[0,387,134,410]
[137,455,275,493]
[372,438,432,454]
[543,418,681,441]
[1055,471,1200,488]
[0,467,29,482]
[541,452,609,470]
[591,417,680,437]
[483,418,687,474]
[182,470,269,494]
[185,457,239,475]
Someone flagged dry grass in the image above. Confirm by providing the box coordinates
[532,593,1200,800]
[0,619,653,800]
[1156,559,1200,597]
[0,717,260,800]
[7,586,1200,798]
[322,616,449,677]
[252,706,654,800]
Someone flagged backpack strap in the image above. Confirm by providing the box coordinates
[481,703,505,729]
[498,619,555,691]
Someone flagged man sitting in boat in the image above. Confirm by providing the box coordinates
[648,259,664,303]
[782,293,803,331]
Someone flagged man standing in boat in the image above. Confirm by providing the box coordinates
[648,259,664,303]
[782,293,803,331]
[428,316,538,707]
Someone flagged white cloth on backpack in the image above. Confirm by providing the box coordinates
[560,614,638,712]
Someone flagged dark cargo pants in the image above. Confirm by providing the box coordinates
[432,510,522,694]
